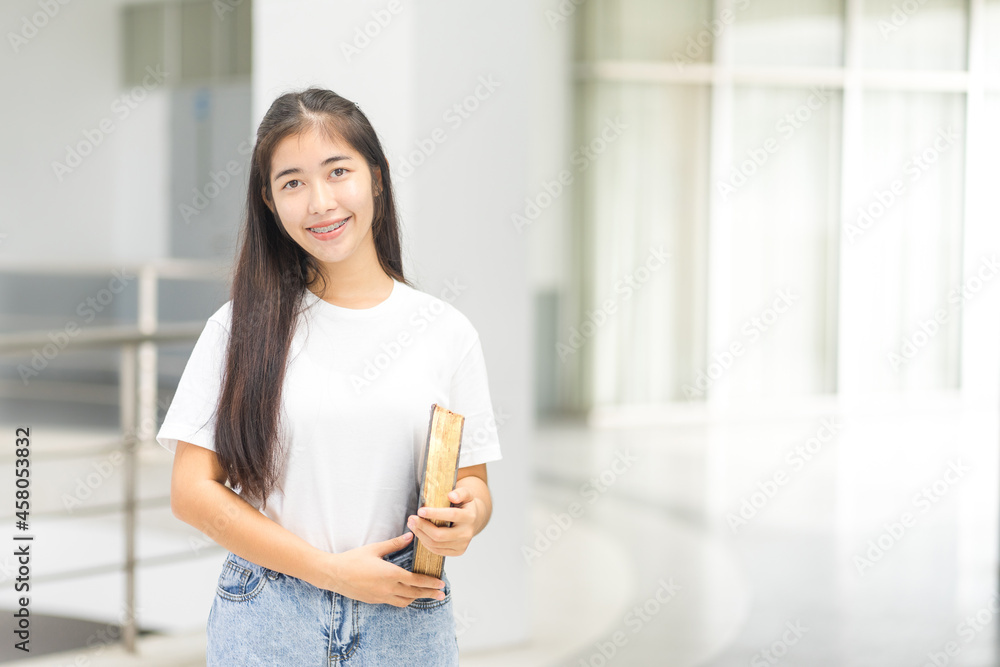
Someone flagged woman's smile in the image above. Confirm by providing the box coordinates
[307,215,350,240]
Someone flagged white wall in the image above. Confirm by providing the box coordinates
[254,0,542,651]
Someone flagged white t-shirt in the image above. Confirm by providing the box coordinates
[155,277,503,555]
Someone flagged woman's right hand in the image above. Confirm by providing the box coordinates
[310,532,447,607]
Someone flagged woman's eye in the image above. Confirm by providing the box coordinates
[282,169,344,190]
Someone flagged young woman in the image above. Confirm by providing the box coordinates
[156,87,503,666]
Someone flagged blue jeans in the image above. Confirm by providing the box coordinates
[206,539,459,666]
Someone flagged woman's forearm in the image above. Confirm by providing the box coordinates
[455,475,493,536]
[173,479,331,588]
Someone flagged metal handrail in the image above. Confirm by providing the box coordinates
[31,545,226,585]
[0,258,228,280]
[0,441,139,462]
[0,261,227,653]
[0,323,206,354]
[0,491,170,522]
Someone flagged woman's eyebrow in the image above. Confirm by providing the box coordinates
[272,155,353,183]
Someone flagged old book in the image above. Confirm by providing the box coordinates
[411,403,465,578]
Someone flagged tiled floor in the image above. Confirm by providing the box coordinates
[500,400,999,666]
[1,397,997,666]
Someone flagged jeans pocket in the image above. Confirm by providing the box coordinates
[383,542,451,609]
[216,553,276,602]
[408,569,451,610]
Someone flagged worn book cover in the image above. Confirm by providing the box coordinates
[411,403,465,578]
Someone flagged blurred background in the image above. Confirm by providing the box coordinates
[1,0,999,665]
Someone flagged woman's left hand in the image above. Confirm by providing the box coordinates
[406,487,481,557]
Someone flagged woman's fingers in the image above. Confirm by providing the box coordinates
[395,578,445,601]
[416,506,461,523]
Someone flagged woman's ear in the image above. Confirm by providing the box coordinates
[374,166,383,197]
[261,187,275,213]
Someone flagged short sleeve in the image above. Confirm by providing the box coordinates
[155,316,230,455]
[449,335,503,468]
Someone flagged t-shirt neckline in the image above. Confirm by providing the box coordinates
[303,278,402,319]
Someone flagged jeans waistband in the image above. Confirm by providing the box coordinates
[382,534,416,567]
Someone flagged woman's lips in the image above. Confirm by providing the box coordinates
[307,216,350,240]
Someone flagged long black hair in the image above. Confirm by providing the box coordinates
[216,88,410,508]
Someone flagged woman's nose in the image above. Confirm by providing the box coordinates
[308,182,337,215]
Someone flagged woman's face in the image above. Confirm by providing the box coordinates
[264,125,381,279]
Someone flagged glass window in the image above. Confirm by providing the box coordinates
[861,0,967,70]
[181,1,214,81]
[122,4,165,88]
[843,92,965,392]
[575,0,716,63]
[723,86,842,399]
[985,1,1000,77]
[568,0,984,409]
[573,80,711,404]
[732,0,845,68]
